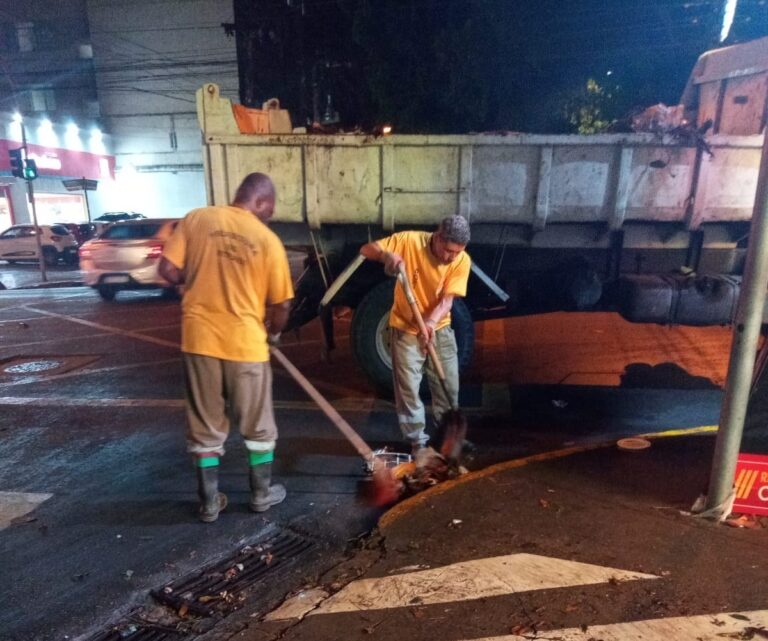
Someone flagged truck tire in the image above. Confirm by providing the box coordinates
[350,279,474,394]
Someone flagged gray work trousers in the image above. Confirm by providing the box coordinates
[183,353,278,456]
[390,326,459,448]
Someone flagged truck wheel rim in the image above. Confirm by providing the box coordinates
[375,312,393,370]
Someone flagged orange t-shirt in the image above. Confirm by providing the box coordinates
[377,231,470,334]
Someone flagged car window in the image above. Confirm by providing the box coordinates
[50,225,71,235]
[0,228,20,239]
[101,223,163,240]
[18,227,36,237]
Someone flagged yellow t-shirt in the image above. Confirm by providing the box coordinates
[162,205,294,362]
[377,231,471,334]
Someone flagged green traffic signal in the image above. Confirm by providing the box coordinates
[23,159,38,180]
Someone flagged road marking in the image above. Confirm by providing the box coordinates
[282,554,657,617]
[0,491,52,530]
[2,322,181,350]
[23,306,180,349]
[467,610,768,640]
[0,395,393,412]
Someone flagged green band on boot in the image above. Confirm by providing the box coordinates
[249,451,274,466]
[196,456,220,468]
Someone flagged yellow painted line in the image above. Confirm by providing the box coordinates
[23,306,180,349]
[294,554,657,617]
[469,610,768,641]
[380,425,719,529]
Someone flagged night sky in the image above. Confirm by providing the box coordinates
[234,0,768,133]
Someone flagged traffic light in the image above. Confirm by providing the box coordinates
[8,148,23,178]
[23,158,37,180]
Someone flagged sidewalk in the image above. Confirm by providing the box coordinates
[239,432,768,641]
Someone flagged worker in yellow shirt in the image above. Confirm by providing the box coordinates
[360,216,471,454]
[159,173,294,523]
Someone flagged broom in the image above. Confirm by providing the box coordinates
[270,347,401,506]
[397,265,468,461]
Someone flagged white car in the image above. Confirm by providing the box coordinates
[79,218,180,301]
[0,224,79,266]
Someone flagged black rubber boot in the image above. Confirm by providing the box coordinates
[249,463,287,513]
[196,465,227,523]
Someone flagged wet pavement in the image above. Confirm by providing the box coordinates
[0,284,758,641]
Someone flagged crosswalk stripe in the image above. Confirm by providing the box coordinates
[467,609,768,641]
[280,554,658,617]
[0,491,53,530]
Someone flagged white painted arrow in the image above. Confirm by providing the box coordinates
[468,610,768,640]
[267,553,658,619]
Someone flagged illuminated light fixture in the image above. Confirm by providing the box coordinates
[382,125,393,135]
[606,70,613,76]
[720,0,738,41]
[38,118,59,146]
[65,121,82,150]
[90,127,106,154]
[12,112,23,123]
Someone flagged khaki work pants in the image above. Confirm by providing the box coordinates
[390,326,459,449]
[183,353,278,456]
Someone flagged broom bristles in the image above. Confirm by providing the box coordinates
[367,462,401,506]
[437,409,467,461]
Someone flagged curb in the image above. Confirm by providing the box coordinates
[379,425,718,529]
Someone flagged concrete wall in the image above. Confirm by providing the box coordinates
[86,0,239,218]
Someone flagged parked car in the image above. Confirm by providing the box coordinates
[54,222,97,246]
[78,218,180,300]
[93,212,146,223]
[0,224,79,266]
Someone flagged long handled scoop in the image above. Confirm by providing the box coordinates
[270,347,400,506]
[397,264,467,461]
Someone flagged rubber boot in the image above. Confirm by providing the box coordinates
[196,465,227,523]
[249,463,286,513]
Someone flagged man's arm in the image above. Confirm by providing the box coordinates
[265,299,292,344]
[158,257,184,285]
[360,241,402,276]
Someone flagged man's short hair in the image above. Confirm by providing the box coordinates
[438,215,470,246]
[234,172,275,204]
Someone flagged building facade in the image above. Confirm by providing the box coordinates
[86,0,238,218]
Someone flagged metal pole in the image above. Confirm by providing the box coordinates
[705,130,768,510]
[82,178,92,223]
[20,120,46,282]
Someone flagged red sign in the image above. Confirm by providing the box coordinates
[0,139,115,180]
[732,453,768,516]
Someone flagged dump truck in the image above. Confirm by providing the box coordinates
[196,37,768,392]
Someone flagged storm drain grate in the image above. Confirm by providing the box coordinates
[152,530,314,617]
[86,530,315,641]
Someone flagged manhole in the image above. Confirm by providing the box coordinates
[0,354,101,378]
[3,359,63,374]
[153,530,314,617]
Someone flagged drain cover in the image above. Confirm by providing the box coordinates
[0,354,100,378]
[3,359,63,374]
[153,530,314,617]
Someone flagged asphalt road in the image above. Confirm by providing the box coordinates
[0,278,736,641]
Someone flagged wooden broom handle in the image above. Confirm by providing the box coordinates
[397,265,448,381]
[270,347,374,461]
